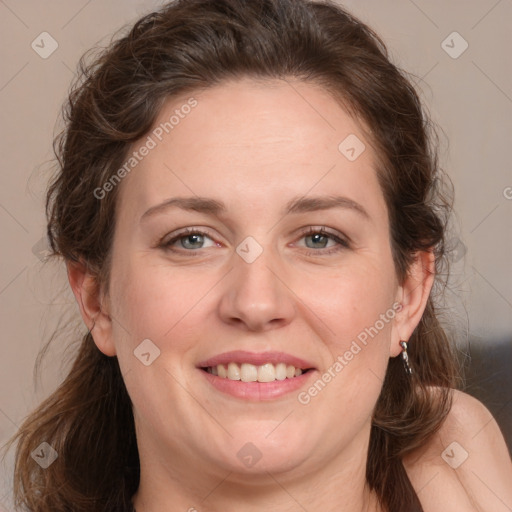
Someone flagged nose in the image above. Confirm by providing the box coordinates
[217,245,296,332]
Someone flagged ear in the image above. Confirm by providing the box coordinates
[66,259,116,357]
[390,249,435,357]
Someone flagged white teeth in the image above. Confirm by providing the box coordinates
[227,362,241,380]
[206,362,306,382]
[275,362,287,381]
[240,363,258,382]
[217,364,227,378]
[257,363,275,383]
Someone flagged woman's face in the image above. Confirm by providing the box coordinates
[101,78,411,477]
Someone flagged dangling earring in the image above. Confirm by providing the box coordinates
[399,340,413,375]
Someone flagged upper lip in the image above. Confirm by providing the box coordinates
[197,350,316,370]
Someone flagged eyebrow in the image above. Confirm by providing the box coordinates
[140,194,370,222]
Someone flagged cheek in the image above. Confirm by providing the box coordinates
[289,263,396,459]
[296,255,397,412]
[109,257,214,352]
[301,257,397,341]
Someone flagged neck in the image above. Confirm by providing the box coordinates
[132,425,382,512]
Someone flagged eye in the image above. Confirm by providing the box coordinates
[159,228,218,253]
[158,226,350,257]
[296,227,350,256]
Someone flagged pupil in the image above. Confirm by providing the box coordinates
[184,234,203,248]
[309,233,327,248]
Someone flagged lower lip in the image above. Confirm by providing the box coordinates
[199,369,317,401]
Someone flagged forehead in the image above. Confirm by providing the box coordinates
[116,78,386,222]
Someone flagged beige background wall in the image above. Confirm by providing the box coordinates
[1,0,511,509]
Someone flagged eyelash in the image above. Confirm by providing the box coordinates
[158,226,350,257]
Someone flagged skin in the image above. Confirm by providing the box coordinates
[404,390,512,511]
[66,78,510,512]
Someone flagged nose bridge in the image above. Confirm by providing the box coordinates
[218,239,295,330]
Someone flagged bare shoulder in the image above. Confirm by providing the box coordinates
[403,388,512,512]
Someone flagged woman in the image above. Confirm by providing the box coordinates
[7,0,512,511]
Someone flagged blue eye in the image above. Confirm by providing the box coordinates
[298,227,350,256]
[158,226,349,256]
[161,228,216,252]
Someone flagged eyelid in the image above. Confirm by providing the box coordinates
[295,225,349,242]
[158,227,219,249]
[293,226,350,254]
[158,225,351,255]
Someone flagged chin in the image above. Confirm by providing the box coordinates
[203,429,314,476]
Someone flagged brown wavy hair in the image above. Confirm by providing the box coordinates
[5,0,460,510]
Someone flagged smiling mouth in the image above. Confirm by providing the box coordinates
[200,362,314,383]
